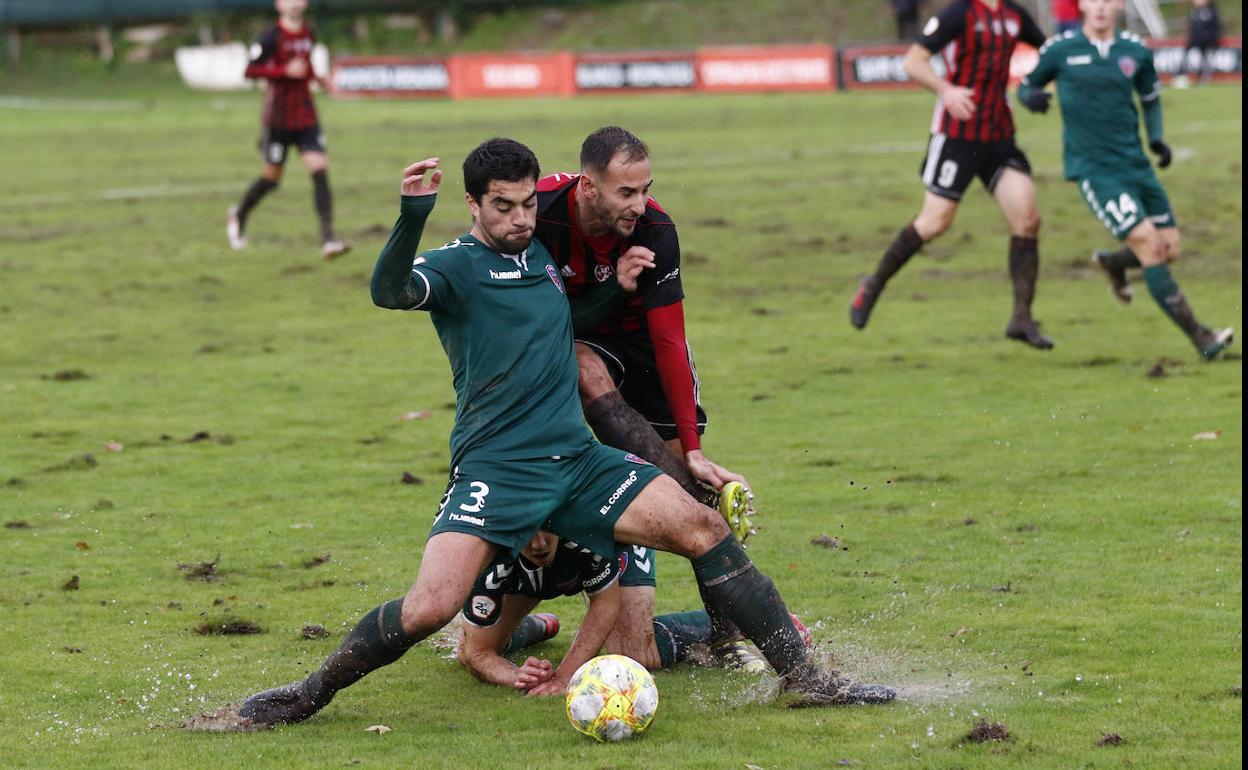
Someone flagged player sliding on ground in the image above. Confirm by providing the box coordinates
[454,531,812,692]
[235,140,894,727]
[226,0,349,260]
[1017,0,1233,359]
[850,0,1054,349]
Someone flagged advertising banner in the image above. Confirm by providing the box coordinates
[448,52,576,98]
[574,51,697,92]
[696,45,835,93]
[328,56,450,98]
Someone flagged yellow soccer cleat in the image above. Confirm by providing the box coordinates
[717,480,757,543]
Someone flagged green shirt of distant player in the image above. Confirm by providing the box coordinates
[381,195,594,468]
[1020,29,1162,181]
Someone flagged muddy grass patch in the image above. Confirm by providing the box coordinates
[965,719,1011,743]
[180,703,263,732]
[194,618,263,635]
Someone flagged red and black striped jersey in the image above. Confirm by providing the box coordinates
[535,173,684,336]
[918,0,1045,142]
[245,22,318,131]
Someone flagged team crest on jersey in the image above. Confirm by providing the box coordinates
[1118,56,1137,78]
[595,264,614,283]
[545,264,565,294]
[624,453,652,466]
[617,550,629,575]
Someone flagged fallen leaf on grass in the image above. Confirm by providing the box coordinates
[1176,528,1190,540]
[947,626,969,638]
[810,534,841,549]
[1192,431,1221,441]
[399,410,432,421]
[62,575,80,590]
[75,541,90,551]
[104,441,124,452]
[365,724,391,735]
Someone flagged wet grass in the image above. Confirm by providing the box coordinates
[0,83,1241,769]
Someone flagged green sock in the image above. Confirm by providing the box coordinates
[1144,264,1203,337]
[499,613,558,655]
[652,611,712,668]
[303,599,418,706]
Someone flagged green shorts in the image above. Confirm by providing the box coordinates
[429,444,663,560]
[1077,171,1176,240]
[619,545,657,588]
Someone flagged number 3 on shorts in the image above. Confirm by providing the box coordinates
[459,481,491,513]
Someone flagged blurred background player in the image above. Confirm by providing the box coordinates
[536,127,754,538]
[1177,0,1222,86]
[1051,0,1082,33]
[226,0,349,260]
[1018,0,1233,359]
[849,0,1054,350]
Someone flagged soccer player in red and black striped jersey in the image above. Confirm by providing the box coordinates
[227,0,348,260]
[850,0,1054,349]
[535,127,753,526]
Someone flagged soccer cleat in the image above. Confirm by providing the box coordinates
[1092,250,1133,304]
[237,680,326,726]
[717,480,756,543]
[532,612,561,642]
[849,276,882,330]
[1004,320,1055,350]
[226,207,247,251]
[713,639,769,675]
[1194,326,1234,360]
[321,240,351,260]
[779,663,896,708]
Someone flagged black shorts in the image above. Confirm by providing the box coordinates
[576,329,707,443]
[919,134,1031,201]
[257,125,326,165]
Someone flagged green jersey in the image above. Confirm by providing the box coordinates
[1020,30,1162,180]
[372,195,594,467]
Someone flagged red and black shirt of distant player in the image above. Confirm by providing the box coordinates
[535,173,701,453]
[245,21,318,131]
[918,0,1046,142]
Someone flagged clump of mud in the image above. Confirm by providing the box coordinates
[194,619,263,635]
[965,719,1010,742]
[1097,732,1124,746]
[180,703,264,732]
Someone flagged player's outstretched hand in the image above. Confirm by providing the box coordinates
[513,656,553,691]
[685,449,751,498]
[402,159,443,196]
[616,246,657,292]
[524,677,569,697]
[940,85,977,122]
[1019,89,1051,114]
[1149,140,1173,169]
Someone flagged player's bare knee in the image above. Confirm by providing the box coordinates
[262,164,284,183]
[400,593,458,636]
[676,503,731,557]
[1018,210,1041,237]
[915,210,952,240]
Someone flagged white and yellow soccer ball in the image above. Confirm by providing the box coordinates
[565,654,658,742]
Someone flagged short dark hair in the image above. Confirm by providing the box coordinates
[462,138,541,201]
[579,126,649,174]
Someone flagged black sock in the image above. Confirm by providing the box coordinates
[690,535,807,676]
[583,392,713,506]
[499,613,557,656]
[301,599,419,707]
[312,169,334,242]
[652,610,711,668]
[1101,247,1142,271]
[871,223,924,285]
[236,177,278,232]
[1008,235,1040,324]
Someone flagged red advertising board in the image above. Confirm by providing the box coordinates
[696,45,836,93]
[328,56,450,98]
[447,52,576,99]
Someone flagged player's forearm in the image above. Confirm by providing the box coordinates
[371,195,436,309]
[1141,98,1164,144]
[552,596,619,685]
[647,303,701,453]
[903,44,947,95]
[568,278,627,334]
[458,647,521,688]
[245,62,287,80]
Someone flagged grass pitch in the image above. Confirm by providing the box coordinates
[0,81,1241,769]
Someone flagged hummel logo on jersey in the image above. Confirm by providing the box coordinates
[1066,54,1092,65]
[656,267,680,285]
[449,512,486,527]
[489,269,522,280]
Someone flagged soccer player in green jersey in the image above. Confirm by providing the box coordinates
[233,139,894,727]
[1018,0,1233,359]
